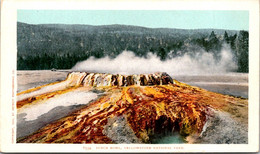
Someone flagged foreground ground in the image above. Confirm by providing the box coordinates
[16,71,248,144]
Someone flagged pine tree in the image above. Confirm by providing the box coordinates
[237,30,249,72]
[224,31,229,43]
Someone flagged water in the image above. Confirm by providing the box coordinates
[151,131,186,144]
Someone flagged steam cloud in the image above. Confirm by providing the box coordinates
[72,45,237,75]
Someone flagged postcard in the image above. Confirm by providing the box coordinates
[0,0,259,152]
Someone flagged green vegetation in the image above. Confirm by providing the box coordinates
[17,22,249,72]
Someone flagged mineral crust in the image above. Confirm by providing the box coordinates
[16,72,248,144]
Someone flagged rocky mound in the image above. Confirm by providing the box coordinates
[16,72,248,144]
[82,72,174,87]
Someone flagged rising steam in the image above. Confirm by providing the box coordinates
[72,45,237,75]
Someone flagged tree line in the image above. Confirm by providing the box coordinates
[17,22,249,72]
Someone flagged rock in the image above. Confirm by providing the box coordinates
[103,116,142,144]
[69,72,175,87]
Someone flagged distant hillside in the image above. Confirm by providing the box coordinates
[17,22,248,72]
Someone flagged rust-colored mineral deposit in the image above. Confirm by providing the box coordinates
[17,72,248,144]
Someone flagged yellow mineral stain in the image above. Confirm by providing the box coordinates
[17,72,248,144]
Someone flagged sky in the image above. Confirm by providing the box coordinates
[17,10,249,30]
